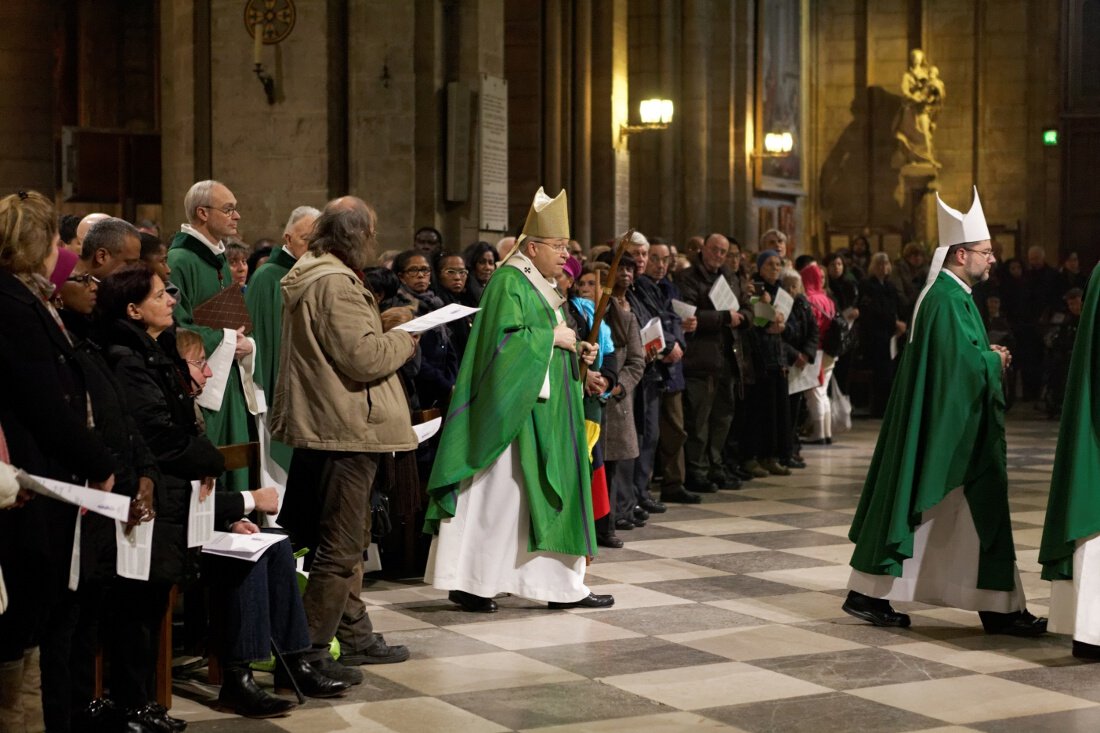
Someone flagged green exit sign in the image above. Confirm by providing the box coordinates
[1043,129,1059,146]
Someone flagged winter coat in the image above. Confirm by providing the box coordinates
[602,299,645,461]
[273,252,418,453]
[674,256,752,379]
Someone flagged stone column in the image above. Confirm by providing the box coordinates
[0,2,56,195]
[680,0,709,239]
[571,0,593,247]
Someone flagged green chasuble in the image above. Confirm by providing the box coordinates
[848,270,1017,591]
[167,231,252,488]
[1041,267,1100,581]
[424,256,596,558]
[243,247,296,472]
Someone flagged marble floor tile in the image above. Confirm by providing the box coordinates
[735,486,839,500]
[638,574,807,602]
[679,550,836,575]
[579,557,731,584]
[704,591,853,624]
[700,500,818,517]
[626,536,765,558]
[995,663,1100,702]
[361,582,451,606]
[366,651,583,696]
[336,696,511,733]
[519,711,747,732]
[594,602,765,636]
[970,705,1100,732]
[748,563,854,591]
[884,640,1041,673]
[363,607,437,633]
[699,691,946,733]
[440,680,671,730]
[717,528,847,550]
[380,627,510,659]
[520,636,731,677]
[851,674,1096,724]
[778,543,856,565]
[569,582,696,612]
[600,661,832,710]
[659,623,865,661]
[653,517,794,536]
[751,646,971,690]
[445,612,642,650]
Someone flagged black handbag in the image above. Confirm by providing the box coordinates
[370,490,393,540]
[814,302,853,358]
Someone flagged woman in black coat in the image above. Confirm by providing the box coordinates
[858,252,906,417]
[0,191,115,733]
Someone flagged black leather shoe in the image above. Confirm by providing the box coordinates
[548,592,616,609]
[841,590,911,628]
[639,498,667,514]
[633,506,650,522]
[597,533,624,549]
[980,609,1047,637]
[310,655,364,682]
[685,476,718,493]
[1073,640,1100,660]
[275,654,350,698]
[78,697,125,733]
[782,457,807,469]
[614,518,635,531]
[730,466,754,481]
[448,589,498,614]
[216,667,296,719]
[711,472,743,490]
[661,486,702,504]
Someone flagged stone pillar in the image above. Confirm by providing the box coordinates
[571,1,593,247]
[680,0,709,239]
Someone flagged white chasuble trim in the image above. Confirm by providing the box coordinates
[1049,532,1100,645]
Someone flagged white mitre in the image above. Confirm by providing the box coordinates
[909,186,990,341]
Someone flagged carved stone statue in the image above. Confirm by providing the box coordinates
[894,48,944,168]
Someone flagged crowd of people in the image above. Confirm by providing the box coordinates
[0,179,1087,732]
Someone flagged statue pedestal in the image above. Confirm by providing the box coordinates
[898,164,939,245]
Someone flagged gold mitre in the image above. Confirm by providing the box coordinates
[505,187,569,261]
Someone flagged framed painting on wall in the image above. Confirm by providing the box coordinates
[754,0,808,195]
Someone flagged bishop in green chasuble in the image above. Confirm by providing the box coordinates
[844,188,1044,636]
[423,188,611,610]
[1041,266,1100,654]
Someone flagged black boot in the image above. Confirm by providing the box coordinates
[275,654,350,698]
[216,665,296,718]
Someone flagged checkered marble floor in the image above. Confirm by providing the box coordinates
[180,414,1099,733]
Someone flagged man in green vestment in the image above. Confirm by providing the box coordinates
[423,187,613,612]
[168,180,257,490]
[244,205,319,513]
[1041,265,1100,658]
[843,187,1046,637]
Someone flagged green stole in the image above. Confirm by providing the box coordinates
[424,253,596,557]
[1041,266,1100,580]
[244,246,296,472]
[848,271,1017,591]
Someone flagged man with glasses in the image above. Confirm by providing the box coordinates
[844,188,1046,637]
[168,180,256,489]
[424,187,613,613]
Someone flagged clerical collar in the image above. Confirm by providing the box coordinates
[505,250,565,309]
[942,268,972,294]
[180,223,226,256]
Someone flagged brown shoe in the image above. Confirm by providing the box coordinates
[760,458,791,476]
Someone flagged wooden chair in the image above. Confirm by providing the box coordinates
[153,442,262,708]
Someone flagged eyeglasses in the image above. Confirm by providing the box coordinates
[186,358,208,370]
[443,268,469,276]
[532,240,570,254]
[964,247,995,260]
[201,204,240,216]
[66,273,100,286]
[402,266,432,275]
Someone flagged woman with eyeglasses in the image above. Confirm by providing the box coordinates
[432,252,475,361]
[394,250,458,414]
[98,265,348,720]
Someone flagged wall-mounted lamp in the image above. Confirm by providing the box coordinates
[757,131,795,156]
[621,98,675,140]
[245,0,297,105]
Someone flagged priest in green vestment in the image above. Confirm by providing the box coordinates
[244,205,319,512]
[1041,265,1100,658]
[168,180,258,490]
[843,187,1046,636]
[423,187,613,612]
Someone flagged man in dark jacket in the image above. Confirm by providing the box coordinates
[674,233,753,492]
[643,239,700,504]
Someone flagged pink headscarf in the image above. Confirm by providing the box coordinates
[49,247,79,295]
[800,262,835,336]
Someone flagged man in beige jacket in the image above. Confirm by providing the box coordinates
[272,198,418,682]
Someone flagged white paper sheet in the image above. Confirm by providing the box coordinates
[393,303,480,334]
[201,531,288,562]
[752,299,777,326]
[414,417,443,444]
[0,565,8,615]
[24,473,130,522]
[364,542,382,573]
[68,511,82,592]
[116,519,154,581]
[788,349,824,395]
[890,334,900,360]
[187,480,215,548]
[773,288,794,320]
[671,299,697,320]
[708,276,740,311]
[640,316,666,352]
